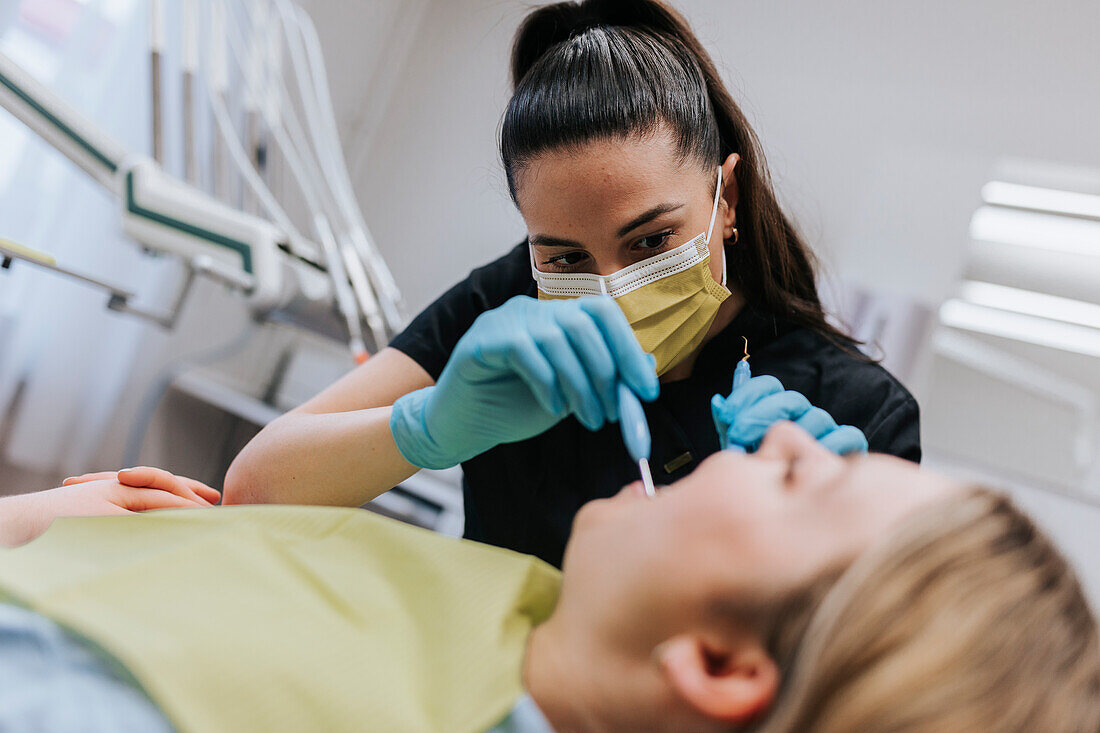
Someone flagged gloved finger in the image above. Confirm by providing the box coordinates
[711,393,730,450]
[472,325,565,415]
[62,472,118,486]
[793,407,838,440]
[539,337,605,430]
[712,374,787,425]
[499,332,566,416]
[554,303,619,423]
[725,390,813,447]
[719,374,785,419]
[578,296,659,402]
[117,466,212,506]
[819,426,869,455]
[530,311,605,430]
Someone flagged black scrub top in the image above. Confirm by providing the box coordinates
[390,242,920,568]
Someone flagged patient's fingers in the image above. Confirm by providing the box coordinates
[116,466,167,487]
[116,486,207,512]
[184,478,221,504]
[64,470,219,505]
[121,468,221,505]
[62,472,117,486]
[117,467,213,506]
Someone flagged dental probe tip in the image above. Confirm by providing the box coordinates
[639,458,656,498]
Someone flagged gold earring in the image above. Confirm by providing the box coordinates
[730,227,739,244]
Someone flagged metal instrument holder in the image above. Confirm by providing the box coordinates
[1,240,254,330]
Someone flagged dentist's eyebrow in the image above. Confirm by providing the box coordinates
[529,234,586,249]
[617,202,685,238]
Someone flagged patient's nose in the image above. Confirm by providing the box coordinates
[756,421,819,460]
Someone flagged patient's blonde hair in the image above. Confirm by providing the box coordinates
[759,490,1100,733]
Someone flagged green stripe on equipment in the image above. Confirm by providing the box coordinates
[0,70,118,174]
[125,172,254,274]
[0,68,254,276]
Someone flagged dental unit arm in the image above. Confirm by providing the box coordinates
[0,42,397,350]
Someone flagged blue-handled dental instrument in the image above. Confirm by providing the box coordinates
[617,382,655,497]
[734,335,751,390]
[732,358,751,390]
[720,360,753,453]
[719,337,753,452]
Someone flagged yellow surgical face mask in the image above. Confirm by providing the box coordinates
[532,168,730,375]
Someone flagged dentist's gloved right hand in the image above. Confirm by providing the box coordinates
[711,372,868,455]
[390,295,660,470]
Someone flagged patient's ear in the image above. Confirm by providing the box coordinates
[655,633,778,724]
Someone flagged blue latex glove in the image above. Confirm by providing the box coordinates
[710,366,868,455]
[391,295,660,469]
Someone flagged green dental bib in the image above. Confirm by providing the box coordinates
[0,505,561,733]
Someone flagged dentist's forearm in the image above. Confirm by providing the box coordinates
[223,406,418,507]
[223,347,434,507]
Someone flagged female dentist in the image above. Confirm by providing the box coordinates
[224,0,920,567]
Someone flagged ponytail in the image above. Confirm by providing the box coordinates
[503,0,858,350]
[511,0,696,88]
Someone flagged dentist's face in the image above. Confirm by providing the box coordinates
[515,131,733,287]
[556,423,961,647]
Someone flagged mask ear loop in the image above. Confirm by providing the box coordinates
[705,166,728,288]
[528,241,543,284]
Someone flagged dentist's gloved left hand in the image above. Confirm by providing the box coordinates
[391,295,660,470]
[711,369,868,455]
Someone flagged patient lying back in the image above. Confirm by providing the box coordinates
[0,424,1097,733]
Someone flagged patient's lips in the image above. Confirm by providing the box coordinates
[607,481,651,503]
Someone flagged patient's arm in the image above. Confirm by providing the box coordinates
[63,467,220,505]
[0,471,217,547]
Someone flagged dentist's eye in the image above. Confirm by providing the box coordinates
[635,231,675,252]
[542,251,588,271]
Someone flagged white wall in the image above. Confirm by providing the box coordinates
[296,0,431,166]
[347,0,530,316]
[686,0,1100,303]
[334,0,1100,317]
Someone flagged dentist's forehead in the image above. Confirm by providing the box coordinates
[515,135,695,213]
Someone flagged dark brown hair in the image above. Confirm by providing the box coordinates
[501,0,856,347]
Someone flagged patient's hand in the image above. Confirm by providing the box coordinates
[64,467,220,506]
[0,470,216,548]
